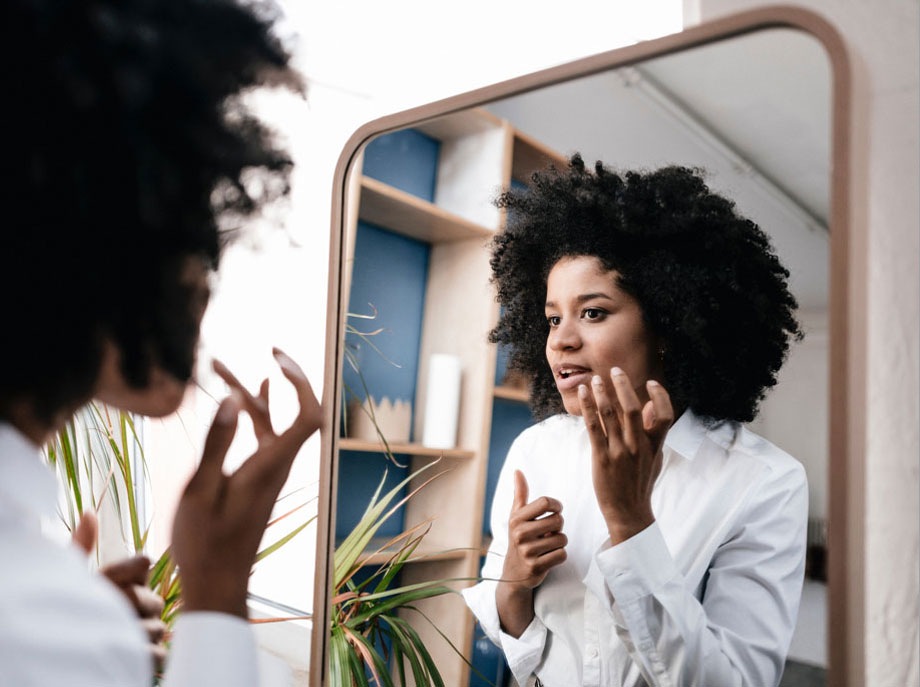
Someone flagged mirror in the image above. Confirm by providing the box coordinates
[316,8,852,686]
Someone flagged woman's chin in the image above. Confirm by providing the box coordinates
[559,392,584,417]
[94,371,189,418]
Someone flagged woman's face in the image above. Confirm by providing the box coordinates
[544,255,661,416]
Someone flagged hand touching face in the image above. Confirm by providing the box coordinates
[578,367,674,545]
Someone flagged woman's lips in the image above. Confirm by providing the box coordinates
[554,365,592,392]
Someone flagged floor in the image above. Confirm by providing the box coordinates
[781,660,827,687]
[780,579,828,687]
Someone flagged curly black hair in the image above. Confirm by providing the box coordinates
[2,0,302,423]
[490,155,802,424]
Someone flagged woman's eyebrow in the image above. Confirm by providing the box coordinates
[545,292,614,309]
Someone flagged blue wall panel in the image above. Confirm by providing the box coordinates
[483,399,536,536]
[336,451,411,541]
[362,129,440,202]
[344,221,430,432]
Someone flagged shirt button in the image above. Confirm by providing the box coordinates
[587,645,599,659]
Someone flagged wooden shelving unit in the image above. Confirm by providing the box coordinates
[338,437,475,460]
[493,384,529,403]
[337,108,565,686]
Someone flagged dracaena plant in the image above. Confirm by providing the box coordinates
[43,401,315,633]
[333,309,471,686]
[329,462,464,687]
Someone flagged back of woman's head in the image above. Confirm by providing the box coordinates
[490,155,802,424]
[2,0,300,421]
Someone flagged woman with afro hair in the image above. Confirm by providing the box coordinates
[0,0,321,685]
[462,155,808,687]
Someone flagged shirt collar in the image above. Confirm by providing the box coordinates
[664,408,737,461]
[0,421,59,521]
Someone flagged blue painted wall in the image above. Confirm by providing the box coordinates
[338,129,441,543]
[363,129,440,201]
[484,399,536,537]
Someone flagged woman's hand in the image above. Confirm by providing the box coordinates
[496,470,567,637]
[72,513,168,671]
[578,367,673,545]
[170,348,323,618]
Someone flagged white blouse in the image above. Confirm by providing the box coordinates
[0,422,259,687]
[462,410,808,687]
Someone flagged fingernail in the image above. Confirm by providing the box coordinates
[647,379,659,387]
[273,348,306,380]
[215,391,242,425]
[578,384,588,398]
[591,375,603,386]
[611,366,624,376]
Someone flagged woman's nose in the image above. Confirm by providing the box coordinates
[548,319,580,351]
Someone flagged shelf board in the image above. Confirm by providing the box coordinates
[493,385,530,403]
[339,437,475,460]
[415,107,504,140]
[359,176,493,243]
[511,130,569,184]
[479,535,493,557]
[340,536,471,566]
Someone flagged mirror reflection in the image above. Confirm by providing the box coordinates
[332,28,829,687]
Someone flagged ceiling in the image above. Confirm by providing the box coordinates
[486,28,831,311]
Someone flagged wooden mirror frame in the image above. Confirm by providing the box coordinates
[314,6,859,686]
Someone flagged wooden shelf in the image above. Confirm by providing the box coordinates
[415,107,504,140]
[339,437,475,460]
[343,536,471,567]
[511,130,569,184]
[493,385,530,403]
[359,176,493,243]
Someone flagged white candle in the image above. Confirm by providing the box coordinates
[421,353,462,449]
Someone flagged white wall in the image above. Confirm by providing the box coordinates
[751,309,829,522]
[688,0,920,684]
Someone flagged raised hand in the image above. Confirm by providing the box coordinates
[577,367,673,545]
[170,348,323,618]
[496,470,567,637]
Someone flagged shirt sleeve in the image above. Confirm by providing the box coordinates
[461,430,549,686]
[584,460,808,687]
[162,612,259,687]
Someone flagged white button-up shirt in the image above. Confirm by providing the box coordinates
[462,410,807,687]
[0,422,259,687]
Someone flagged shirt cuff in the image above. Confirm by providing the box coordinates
[164,612,258,687]
[499,616,547,686]
[461,580,547,684]
[589,522,679,604]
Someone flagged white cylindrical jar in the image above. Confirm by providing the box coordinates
[421,353,462,449]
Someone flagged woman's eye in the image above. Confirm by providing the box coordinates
[547,315,561,327]
[583,308,606,320]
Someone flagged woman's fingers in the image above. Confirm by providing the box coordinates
[71,511,98,556]
[212,359,274,439]
[273,347,323,447]
[512,494,563,523]
[610,367,644,452]
[186,392,241,497]
[512,470,529,510]
[644,379,674,449]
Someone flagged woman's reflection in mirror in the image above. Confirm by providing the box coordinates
[463,155,806,687]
